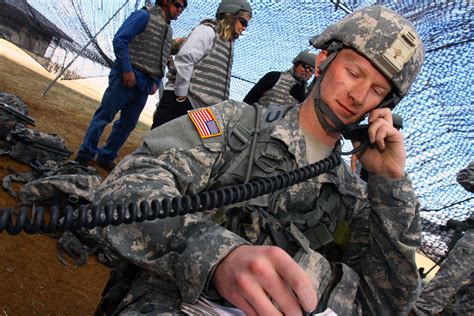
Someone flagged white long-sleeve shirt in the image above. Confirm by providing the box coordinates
[165,24,216,107]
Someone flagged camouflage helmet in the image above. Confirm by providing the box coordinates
[216,0,252,16]
[310,5,424,97]
[292,49,317,67]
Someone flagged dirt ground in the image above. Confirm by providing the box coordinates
[0,40,150,315]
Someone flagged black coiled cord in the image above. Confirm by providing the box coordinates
[0,152,341,235]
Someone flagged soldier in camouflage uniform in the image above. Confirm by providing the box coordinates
[94,5,425,315]
[413,162,474,315]
[243,49,317,107]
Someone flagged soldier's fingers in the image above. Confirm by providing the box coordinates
[227,295,259,316]
[367,118,389,145]
[253,260,304,316]
[369,108,393,126]
[239,277,283,316]
[373,126,388,150]
[272,249,317,312]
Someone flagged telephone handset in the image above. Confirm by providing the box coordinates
[341,123,370,141]
[342,113,403,141]
[340,114,403,155]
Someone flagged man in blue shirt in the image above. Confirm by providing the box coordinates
[75,0,187,171]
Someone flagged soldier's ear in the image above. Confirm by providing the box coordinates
[315,50,329,77]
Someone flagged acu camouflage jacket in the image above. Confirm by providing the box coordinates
[94,100,421,315]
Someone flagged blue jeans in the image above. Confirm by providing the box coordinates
[77,72,148,163]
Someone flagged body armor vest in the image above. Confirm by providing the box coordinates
[188,23,233,107]
[128,6,172,79]
[258,70,301,106]
[206,104,359,315]
[208,104,296,190]
[139,102,360,314]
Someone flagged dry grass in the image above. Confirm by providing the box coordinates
[0,39,151,315]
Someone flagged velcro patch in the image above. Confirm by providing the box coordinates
[188,107,223,138]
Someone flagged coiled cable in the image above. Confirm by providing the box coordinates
[0,152,341,235]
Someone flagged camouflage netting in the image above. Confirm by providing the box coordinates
[1,0,472,262]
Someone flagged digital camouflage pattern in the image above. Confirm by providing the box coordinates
[414,229,474,315]
[128,6,172,80]
[311,5,425,96]
[18,161,101,205]
[95,99,421,315]
[6,124,72,164]
[413,161,474,315]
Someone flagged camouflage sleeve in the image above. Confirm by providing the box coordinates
[414,229,474,315]
[344,173,422,315]
[94,101,250,303]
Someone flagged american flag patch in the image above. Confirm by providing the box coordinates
[188,107,223,138]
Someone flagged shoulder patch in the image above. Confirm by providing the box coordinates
[188,107,223,139]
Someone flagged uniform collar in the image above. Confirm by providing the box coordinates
[270,105,308,167]
[270,106,356,192]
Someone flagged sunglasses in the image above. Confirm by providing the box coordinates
[172,0,186,10]
[301,63,315,72]
[238,17,249,28]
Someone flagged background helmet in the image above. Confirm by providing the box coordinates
[310,5,424,97]
[292,49,317,67]
[216,0,252,16]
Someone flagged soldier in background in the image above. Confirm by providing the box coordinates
[243,49,316,106]
[75,0,186,171]
[412,161,474,315]
[94,6,425,315]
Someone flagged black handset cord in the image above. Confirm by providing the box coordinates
[0,152,341,235]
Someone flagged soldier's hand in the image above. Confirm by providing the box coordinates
[353,107,406,179]
[213,245,317,316]
[122,71,136,88]
[149,83,158,95]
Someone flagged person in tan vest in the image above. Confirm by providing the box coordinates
[75,0,186,171]
[151,0,252,129]
[243,49,316,107]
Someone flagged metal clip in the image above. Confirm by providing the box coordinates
[288,222,311,253]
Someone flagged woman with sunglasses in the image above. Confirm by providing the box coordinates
[151,0,252,129]
[243,49,317,107]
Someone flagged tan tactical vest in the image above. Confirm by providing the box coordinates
[258,70,301,106]
[188,23,233,107]
[128,6,172,79]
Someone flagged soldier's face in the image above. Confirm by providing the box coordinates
[294,63,314,82]
[317,49,391,124]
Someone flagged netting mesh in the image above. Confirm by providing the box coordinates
[1,0,473,261]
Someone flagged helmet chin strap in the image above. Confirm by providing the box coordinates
[313,51,346,133]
